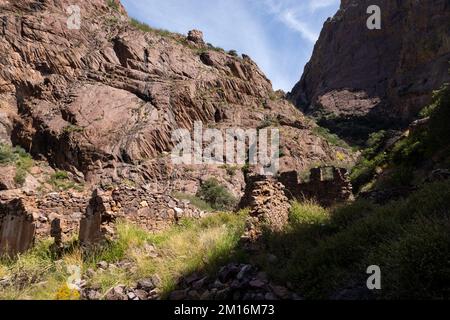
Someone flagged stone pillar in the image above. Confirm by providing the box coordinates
[79,189,114,246]
[50,218,63,253]
[242,178,291,247]
[0,198,36,256]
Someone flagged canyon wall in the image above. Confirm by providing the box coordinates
[289,0,450,141]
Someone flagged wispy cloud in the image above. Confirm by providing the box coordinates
[308,0,339,13]
[281,10,318,43]
[263,0,338,43]
[121,0,339,91]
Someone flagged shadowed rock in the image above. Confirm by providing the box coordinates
[0,198,36,256]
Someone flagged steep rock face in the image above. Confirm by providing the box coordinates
[289,0,450,141]
[0,0,353,194]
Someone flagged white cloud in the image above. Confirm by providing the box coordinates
[262,0,338,43]
[121,0,339,91]
[281,10,319,43]
[308,0,339,13]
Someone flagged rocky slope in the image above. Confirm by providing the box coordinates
[289,0,450,141]
[0,0,354,251]
[0,0,352,190]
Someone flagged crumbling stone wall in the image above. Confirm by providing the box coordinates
[279,167,354,207]
[0,198,36,256]
[78,186,210,245]
[241,177,291,246]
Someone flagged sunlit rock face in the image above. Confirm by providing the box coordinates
[0,0,353,189]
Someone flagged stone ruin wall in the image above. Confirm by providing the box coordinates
[240,175,291,247]
[0,198,36,256]
[0,185,207,255]
[0,167,354,256]
[279,167,354,207]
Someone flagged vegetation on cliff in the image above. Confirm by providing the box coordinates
[351,83,450,193]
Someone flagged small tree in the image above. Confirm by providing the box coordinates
[228,50,238,57]
[196,178,237,211]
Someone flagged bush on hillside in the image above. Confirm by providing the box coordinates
[196,178,237,211]
[257,180,450,299]
[0,144,33,186]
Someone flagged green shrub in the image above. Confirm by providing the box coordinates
[350,152,387,192]
[313,126,351,149]
[331,199,376,229]
[259,180,450,299]
[382,165,414,188]
[427,83,450,148]
[369,217,450,299]
[220,165,238,177]
[106,0,119,11]
[364,130,388,158]
[13,168,27,185]
[48,171,81,191]
[196,178,237,211]
[0,144,33,186]
[257,115,280,129]
[228,50,238,57]
[391,83,449,168]
[172,192,213,212]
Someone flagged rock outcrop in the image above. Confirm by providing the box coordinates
[187,29,204,45]
[289,0,450,141]
[0,0,357,258]
[0,0,353,191]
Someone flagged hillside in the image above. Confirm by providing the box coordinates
[289,0,450,143]
[0,0,449,301]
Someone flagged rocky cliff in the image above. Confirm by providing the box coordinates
[0,0,354,253]
[289,0,450,142]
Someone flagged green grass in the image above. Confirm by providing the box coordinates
[254,180,450,299]
[289,201,330,226]
[313,126,351,149]
[129,18,175,38]
[0,212,248,299]
[48,171,82,191]
[172,192,214,212]
[0,239,82,300]
[0,143,33,186]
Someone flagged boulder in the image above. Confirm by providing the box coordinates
[0,166,16,190]
[187,29,204,44]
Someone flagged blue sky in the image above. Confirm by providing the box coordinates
[121,0,340,92]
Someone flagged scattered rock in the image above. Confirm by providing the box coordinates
[169,289,187,300]
[137,279,155,291]
[167,263,301,301]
